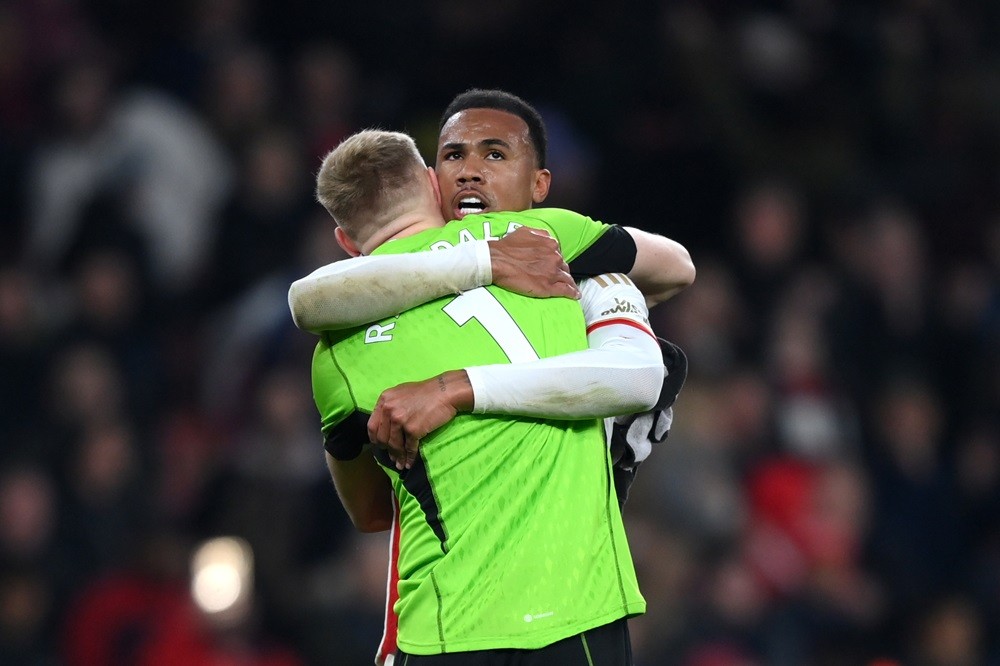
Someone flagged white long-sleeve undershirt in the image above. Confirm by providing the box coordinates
[288,241,491,332]
[465,275,664,419]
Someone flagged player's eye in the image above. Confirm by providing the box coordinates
[485,150,504,160]
[442,151,463,160]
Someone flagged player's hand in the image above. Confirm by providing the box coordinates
[368,371,474,470]
[488,227,580,299]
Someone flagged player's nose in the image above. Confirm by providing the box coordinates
[456,158,483,182]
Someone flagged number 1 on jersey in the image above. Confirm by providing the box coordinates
[443,288,539,363]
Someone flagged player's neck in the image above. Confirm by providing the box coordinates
[363,211,445,253]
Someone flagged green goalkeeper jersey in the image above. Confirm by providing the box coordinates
[311,209,645,654]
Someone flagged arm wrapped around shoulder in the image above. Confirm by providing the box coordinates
[288,241,491,332]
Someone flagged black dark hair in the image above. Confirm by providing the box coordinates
[439,89,548,168]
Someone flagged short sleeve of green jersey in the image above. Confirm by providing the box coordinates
[515,208,610,262]
[311,337,355,433]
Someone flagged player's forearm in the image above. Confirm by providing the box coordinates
[288,242,492,332]
[464,328,664,419]
[624,227,696,307]
[462,272,665,419]
[325,451,394,532]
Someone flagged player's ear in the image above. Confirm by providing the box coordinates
[428,166,442,211]
[532,168,552,204]
[334,226,362,257]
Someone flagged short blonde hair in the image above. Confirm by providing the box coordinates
[315,130,427,244]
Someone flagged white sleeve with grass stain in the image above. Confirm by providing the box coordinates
[288,241,491,332]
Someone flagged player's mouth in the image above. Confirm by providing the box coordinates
[453,192,491,218]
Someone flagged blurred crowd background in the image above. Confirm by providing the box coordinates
[0,1,998,664]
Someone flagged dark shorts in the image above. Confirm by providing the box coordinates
[394,617,633,666]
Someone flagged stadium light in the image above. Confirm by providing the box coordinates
[190,536,254,624]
